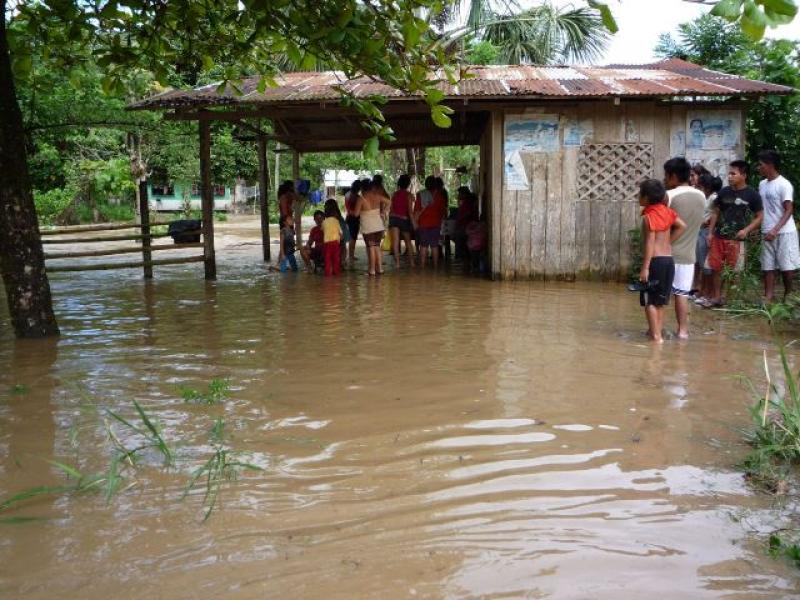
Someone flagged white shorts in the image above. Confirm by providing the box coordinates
[761,229,800,272]
[672,263,695,296]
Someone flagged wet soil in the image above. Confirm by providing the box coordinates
[1,217,799,598]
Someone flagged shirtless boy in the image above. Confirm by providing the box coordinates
[639,179,687,343]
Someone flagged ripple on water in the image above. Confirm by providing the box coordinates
[0,250,795,598]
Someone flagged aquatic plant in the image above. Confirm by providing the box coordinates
[180,377,231,405]
[9,384,28,395]
[734,303,800,568]
[210,418,226,442]
[106,399,173,466]
[0,459,104,521]
[2,382,256,523]
[182,445,262,521]
[769,534,800,568]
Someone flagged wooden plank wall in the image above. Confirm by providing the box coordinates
[491,101,742,281]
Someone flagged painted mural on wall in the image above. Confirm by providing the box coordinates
[686,110,740,150]
[504,115,559,190]
[685,110,741,177]
[563,118,593,147]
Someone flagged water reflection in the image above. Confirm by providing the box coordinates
[0,246,797,598]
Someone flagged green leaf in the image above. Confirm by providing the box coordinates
[711,0,745,19]
[742,0,768,38]
[431,104,452,128]
[42,459,83,481]
[13,54,32,78]
[286,42,302,67]
[202,55,214,71]
[587,1,618,33]
[764,6,795,24]
[402,17,422,48]
[363,136,379,158]
[425,88,445,106]
[760,0,798,18]
[299,52,317,70]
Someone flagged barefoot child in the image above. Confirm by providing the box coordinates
[278,213,299,272]
[639,179,686,343]
[322,201,343,276]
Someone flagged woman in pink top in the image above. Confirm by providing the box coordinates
[389,174,416,268]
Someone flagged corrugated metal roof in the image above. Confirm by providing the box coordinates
[129,59,794,111]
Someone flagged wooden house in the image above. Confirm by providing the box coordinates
[130,59,794,281]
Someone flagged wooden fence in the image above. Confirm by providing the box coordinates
[41,183,204,278]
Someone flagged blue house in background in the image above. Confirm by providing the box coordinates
[147,182,234,212]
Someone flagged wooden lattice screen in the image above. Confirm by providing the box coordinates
[577,143,654,203]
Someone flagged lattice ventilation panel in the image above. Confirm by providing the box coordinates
[577,143,654,203]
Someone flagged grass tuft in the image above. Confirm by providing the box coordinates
[182,443,262,522]
[180,378,230,405]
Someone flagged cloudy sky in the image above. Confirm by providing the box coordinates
[546,0,800,64]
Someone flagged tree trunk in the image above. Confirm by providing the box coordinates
[0,4,60,338]
[405,147,426,179]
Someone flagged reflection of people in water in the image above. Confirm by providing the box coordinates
[688,119,704,149]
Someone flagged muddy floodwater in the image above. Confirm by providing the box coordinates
[1,219,799,598]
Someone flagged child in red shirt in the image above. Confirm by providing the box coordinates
[639,179,686,343]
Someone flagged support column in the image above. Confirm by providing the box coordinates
[139,180,152,279]
[292,149,303,247]
[199,120,216,280]
[257,135,271,262]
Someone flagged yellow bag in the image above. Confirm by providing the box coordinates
[381,229,392,252]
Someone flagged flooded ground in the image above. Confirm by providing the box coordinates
[1,217,799,598]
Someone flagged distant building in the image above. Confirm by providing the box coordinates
[147,182,234,212]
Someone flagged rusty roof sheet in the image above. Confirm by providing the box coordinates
[129,59,795,111]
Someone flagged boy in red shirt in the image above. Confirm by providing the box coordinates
[300,210,325,272]
[639,179,687,343]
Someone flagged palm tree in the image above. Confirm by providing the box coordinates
[443,1,610,65]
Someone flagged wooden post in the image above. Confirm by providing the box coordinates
[139,180,153,279]
[199,121,216,280]
[257,135,271,262]
[292,149,302,247]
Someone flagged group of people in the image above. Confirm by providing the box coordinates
[276,173,487,277]
[638,149,797,343]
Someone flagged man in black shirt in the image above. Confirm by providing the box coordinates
[705,160,763,306]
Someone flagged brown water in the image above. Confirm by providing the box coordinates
[1,221,799,598]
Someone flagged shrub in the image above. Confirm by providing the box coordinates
[34,187,75,225]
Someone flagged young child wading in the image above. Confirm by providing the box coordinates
[639,179,687,344]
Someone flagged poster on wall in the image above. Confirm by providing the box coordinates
[686,150,738,178]
[670,129,685,157]
[686,110,740,151]
[563,118,593,146]
[504,115,559,190]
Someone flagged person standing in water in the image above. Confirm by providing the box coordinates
[389,174,416,268]
[354,179,390,276]
[321,201,343,276]
[414,175,446,269]
[664,157,706,339]
[705,160,763,307]
[344,179,362,265]
[758,150,800,302]
[638,179,686,344]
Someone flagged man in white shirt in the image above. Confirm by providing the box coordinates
[664,157,706,339]
[758,150,800,302]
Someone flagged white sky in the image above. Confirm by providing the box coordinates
[547,0,800,64]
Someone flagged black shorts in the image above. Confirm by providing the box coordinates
[640,256,675,307]
[346,216,360,239]
[389,216,413,234]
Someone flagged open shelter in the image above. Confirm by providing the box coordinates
[129,58,794,281]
